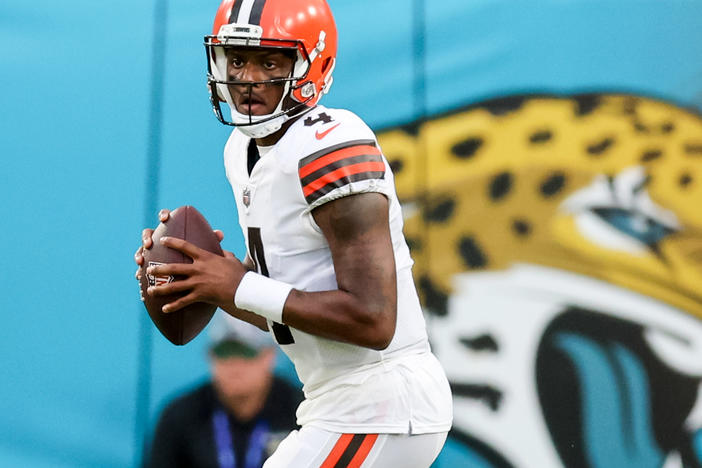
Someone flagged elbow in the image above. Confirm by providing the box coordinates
[369,334,393,351]
[364,310,396,351]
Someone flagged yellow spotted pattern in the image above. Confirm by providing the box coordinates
[378,94,702,317]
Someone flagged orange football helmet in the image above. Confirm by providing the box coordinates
[204,0,338,137]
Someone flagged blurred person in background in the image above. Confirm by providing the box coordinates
[143,313,303,468]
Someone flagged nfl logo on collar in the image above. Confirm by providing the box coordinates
[243,186,252,207]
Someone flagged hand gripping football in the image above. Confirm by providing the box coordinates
[139,206,223,345]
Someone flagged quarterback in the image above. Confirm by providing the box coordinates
[135,0,452,466]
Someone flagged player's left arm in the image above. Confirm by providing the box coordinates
[281,192,397,350]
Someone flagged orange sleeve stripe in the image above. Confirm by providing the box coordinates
[302,161,386,197]
[299,145,380,178]
[347,434,378,468]
[320,433,355,468]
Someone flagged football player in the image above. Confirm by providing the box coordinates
[135,0,452,466]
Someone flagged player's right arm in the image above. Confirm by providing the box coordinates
[281,191,397,350]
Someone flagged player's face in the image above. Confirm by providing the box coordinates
[224,47,295,116]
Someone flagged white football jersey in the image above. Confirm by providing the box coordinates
[223,106,452,434]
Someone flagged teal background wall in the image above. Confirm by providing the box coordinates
[1,0,700,466]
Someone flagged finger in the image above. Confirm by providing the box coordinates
[146,262,193,278]
[147,278,193,297]
[162,292,199,314]
[223,250,235,259]
[134,247,145,266]
[214,230,224,242]
[160,236,205,260]
[158,209,171,222]
[141,228,154,249]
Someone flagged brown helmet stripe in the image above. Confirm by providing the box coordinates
[249,0,267,25]
[228,0,265,25]
[228,0,243,24]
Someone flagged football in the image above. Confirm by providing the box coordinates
[139,205,223,345]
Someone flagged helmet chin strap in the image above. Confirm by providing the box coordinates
[229,104,289,139]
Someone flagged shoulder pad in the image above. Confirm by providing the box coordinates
[275,107,377,174]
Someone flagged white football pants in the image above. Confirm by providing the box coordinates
[263,426,447,468]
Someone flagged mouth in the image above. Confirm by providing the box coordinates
[236,93,268,115]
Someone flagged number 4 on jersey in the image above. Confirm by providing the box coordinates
[247,227,295,345]
[304,112,334,127]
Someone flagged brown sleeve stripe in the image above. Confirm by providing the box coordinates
[300,153,383,188]
[299,141,380,179]
[299,139,378,170]
[299,140,385,204]
[302,163,385,203]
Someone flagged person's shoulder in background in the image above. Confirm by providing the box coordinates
[155,380,218,429]
[265,375,304,429]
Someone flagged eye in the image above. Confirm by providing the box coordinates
[229,56,244,68]
[591,208,675,247]
[263,60,278,70]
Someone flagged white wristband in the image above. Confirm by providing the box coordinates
[234,272,293,324]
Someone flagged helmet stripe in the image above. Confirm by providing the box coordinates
[228,0,267,26]
[228,0,243,24]
[234,0,254,23]
[248,0,267,26]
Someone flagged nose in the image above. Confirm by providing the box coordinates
[232,62,265,87]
